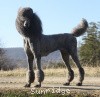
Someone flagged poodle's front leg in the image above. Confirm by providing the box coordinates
[24,39,35,87]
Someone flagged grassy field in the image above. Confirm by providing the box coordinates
[0,89,99,97]
[0,67,100,97]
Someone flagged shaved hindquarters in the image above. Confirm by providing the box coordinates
[60,50,74,86]
[69,43,85,86]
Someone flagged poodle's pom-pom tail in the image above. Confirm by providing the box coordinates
[71,18,88,37]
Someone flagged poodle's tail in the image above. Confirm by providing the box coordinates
[71,18,88,37]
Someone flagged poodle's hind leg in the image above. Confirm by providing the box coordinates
[70,48,85,86]
[34,56,44,88]
[60,50,74,86]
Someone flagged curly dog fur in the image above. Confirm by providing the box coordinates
[16,7,88,87]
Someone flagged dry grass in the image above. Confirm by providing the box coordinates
[0,67,100,77]
[0,68,26,77]
[45,67,100,77]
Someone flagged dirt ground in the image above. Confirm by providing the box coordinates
[0,76,99,92]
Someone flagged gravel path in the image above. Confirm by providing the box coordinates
[0,76,99,90]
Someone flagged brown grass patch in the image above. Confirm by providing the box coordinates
[0,67,99,77]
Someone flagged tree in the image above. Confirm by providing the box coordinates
[0,41,16,70]
[0,42,5,69]
[80,22,100,66]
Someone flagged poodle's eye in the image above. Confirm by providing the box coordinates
[24,20,30,28]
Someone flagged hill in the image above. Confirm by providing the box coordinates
[4,48,62,68]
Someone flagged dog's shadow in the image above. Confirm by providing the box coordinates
[41,84,100,90]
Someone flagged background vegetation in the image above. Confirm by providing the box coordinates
[80,22,100,67]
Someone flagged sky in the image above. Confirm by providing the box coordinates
[0,0,100,48]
